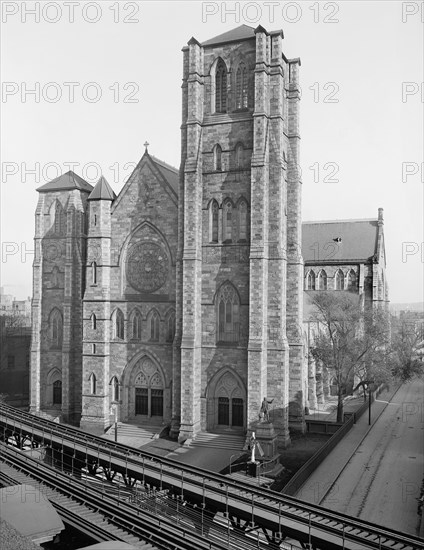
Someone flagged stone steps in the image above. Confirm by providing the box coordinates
[104,422,160,439]
[189,432,246,451]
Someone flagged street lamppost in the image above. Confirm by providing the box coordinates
[364,380,375,425]
[110,405,118,442]
[353,379,375,425]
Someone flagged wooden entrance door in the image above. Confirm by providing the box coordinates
[218,397,229,425]
[135,388,148,415]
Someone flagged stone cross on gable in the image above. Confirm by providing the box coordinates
[144,141,150,152]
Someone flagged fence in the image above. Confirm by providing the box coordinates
[282,383,388,496]
[306,419,344,434]
[282,415,354,496]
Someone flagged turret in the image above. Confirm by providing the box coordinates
[80,176,116,433]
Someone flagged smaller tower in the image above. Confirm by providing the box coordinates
[30,171,92,423]
[80,176,116,433]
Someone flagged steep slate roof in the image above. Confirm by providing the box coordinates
[88,175,116,201]
[202,24,256,46]
[36,171,93,193]
[149,155,179,195]
[302,219,379,262]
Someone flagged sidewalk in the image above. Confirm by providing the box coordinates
[306,393,368,422]
[294,385,401,504]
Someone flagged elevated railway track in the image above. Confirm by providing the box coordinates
[0,403,422,550]
[0,442,251,550]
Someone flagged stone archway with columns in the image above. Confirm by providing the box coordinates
[121,352,170,424]
[205,367,246,433]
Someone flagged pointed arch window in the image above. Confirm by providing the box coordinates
[317,270,327,290]
[112,309,125,340]
[149,310,160,342]
[51,266,59,288]
[223,201,233,243]
[347,270,357,291]
[110,376,119,402]
[335,269,344,290]
[50,309,63,349]
[91,261,97,285]
[214,144,222,171]
[217,283,240,344]
[91,313,97,330]
[215,58,227,113]
[53,380,62,405]
[54,201,65,234]
[131,309,142,340]
[306,270,316,290]
[235,143,244,170]
[210,200,219,243]
[235,62,248,109]
[89,373,97,395]
[238,200,248,242]
[166,311,176,343]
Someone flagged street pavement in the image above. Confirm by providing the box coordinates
[295,380,424,537]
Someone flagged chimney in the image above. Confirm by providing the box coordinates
[378,207,384,225]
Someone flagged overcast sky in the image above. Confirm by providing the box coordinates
[1,1,423,304]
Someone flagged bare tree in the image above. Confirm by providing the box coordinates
[389,316,424,382]
[309,292,391,422]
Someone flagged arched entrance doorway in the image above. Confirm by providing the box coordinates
[129,356,164,422]
[206,368,246,433]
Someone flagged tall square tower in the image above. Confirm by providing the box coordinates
[177,25,304,444]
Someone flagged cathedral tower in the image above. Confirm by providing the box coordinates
[178,25,304,444]
[30,171,92,424]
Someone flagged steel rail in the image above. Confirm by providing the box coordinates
[0,443,233,550]
[0,404,422,550]
[0,469,133,546]
[0,446,269,550]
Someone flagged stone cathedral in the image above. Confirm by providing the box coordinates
[30,25,306,445]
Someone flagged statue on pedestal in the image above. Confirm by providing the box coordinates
[259,397,273,423]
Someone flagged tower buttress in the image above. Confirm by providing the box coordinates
[179,37,204,442]
[81,176,115,433]
[286,59,306,431]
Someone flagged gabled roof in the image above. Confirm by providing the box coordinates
[36,171,93,193]
[150,156,179,195]
[302,219,379,263]
[111,151,178,213]
[202,24,256,47]
[88,175,116,201]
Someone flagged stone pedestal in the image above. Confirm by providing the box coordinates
[247,461,259,477]
[252,421,279,461]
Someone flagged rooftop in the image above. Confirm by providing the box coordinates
[36,171,93,193]
[88,175,116,201]
[302,219,380,263]
[149,155,179,195]
[202,24,256,47]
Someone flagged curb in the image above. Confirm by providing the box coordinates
[317,384,403,505]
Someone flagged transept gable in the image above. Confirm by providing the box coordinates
[111,151,178,216]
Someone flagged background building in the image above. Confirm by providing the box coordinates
[302,209,389,407]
